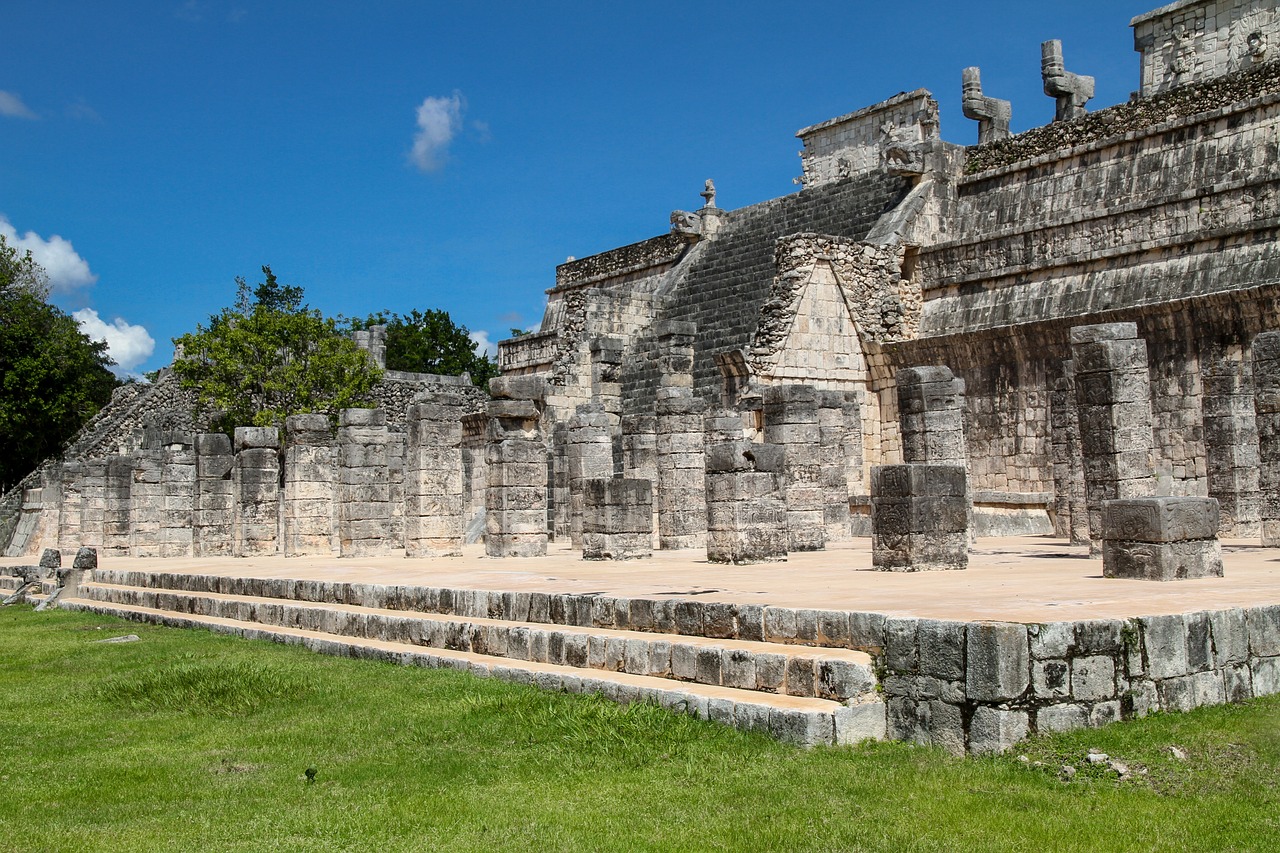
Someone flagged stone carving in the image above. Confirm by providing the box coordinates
[701,179,716,208]
[1041,40,1094,122]
[961,66,1011,144]
[871,464,968,571]
[1101,497,1223,580]
[704,440,788,564]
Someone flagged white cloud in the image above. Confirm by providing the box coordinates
[0,90,37,119]
[73,308,156,373]
[410,92,464,172]
[469,329,497,358]
[0,217,97,294]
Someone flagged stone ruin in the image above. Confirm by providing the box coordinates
[4,0,1280,573]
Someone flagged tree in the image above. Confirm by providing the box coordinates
[347,308,499,387]
[172,266,383,435]
[0,236,117,490]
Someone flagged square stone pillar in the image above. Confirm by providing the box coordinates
[655,394,706,550]
[705,441,788,564]
[485,376,548,558]
[78,460,106,550]
[405,394,466,557]
[763,384,825,552]
[582,478,653,560]
[1101,497,1223,580]
[283,414,336,556]
[1200,340,1260,537]
[1252,331,1280,546]
[130,442,163,557]
[234,426,280,556]
[566,403,615,549]
[1049,362,1089,545]
[819,390,853,542]
[897,366,967,465]
[871,464,968,571]
[194,433,234,556]
[337,408,392,557]
[159,432,196,558]
[102,456,133,557]
[57,459,84,552]
[622,414,659,546]
[461,413,489,544]
[1069,323,1156,548]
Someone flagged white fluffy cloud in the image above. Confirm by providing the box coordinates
[0,217,97,294]
[0,90,37,119]
[410,92,464,172]
[73,309,156,373]
[469,329,497,358]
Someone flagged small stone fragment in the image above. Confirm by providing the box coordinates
[1168,745,1188,761]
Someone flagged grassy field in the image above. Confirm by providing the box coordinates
[1,606,1277,852]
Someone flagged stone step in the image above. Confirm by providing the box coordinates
[79,582,877,703]
[58,597,886,747]
[87,568,889,652]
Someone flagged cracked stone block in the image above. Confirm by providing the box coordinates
[966,622,1029,702]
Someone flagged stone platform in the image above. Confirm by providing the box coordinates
[5,536,1279,755]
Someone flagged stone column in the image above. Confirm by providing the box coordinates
[819,390,853,542]
[461,413,489,544]
[1101,497,1223,580]
[591,336,624,465]
[582,478,653,560]
[1069,323,1156,548]
[1050,364,1090,545]
[622,414,659,546]
[1200,341,1260,537]
[655,321,706,549]
[283,414,336,556]
[233,426,280,556]
[130,441,163,557]
[158,432,196,558]
[337,408,392,557]
[57,459,84,552]
[484,377,548,558]
[78,459,106,550]
[387,429,406,550]
[705,441,788,564]
[102,456,133,557]
[194,433,234,557]
[897,366,967,465]
[404,394,465,558]
[871,464,969,571]
[1252,331,1280,546]
[567,403,614,549]
[763,384,824,551]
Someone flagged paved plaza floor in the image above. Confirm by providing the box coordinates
[10,536,1279,623]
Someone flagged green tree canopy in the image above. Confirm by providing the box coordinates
[173,266,383,435]
[347,308,498,387]
[0,236,117,490]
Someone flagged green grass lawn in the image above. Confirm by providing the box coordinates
[1,606,1277,852]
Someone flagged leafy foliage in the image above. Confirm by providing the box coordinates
[0,236,117,490]
[348,308,498,387]
[172,266,382,435]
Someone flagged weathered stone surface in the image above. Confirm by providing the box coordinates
[966,622,1029,702]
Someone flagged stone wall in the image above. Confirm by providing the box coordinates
[1132,1,1278,97]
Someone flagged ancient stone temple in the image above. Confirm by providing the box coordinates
[4,0,1280,756]
[5,0,1280,561]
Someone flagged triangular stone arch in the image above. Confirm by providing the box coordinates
[761,259,870,387]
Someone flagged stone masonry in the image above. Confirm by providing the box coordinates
[337,408,393,558]
[404,394,466,558]
[763,384,826,552]
[581,478,653,560]
[566,403,614,550]
[1102,496,1224,580]
[1069,323,1156,548]
[283,414,337,556]
[233,426,279,557]
[654,322,707,550]
[705,440,789,564]
[194,433,233,557]
[485,377,549,558]
[1253,330,1280,546]
[871,464,969,571]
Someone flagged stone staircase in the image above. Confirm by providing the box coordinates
[34,566,887,746]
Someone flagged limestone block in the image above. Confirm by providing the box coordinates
[1071,655,1116,700]
[1033,659,1070,700]
[968,706,1029,755]
[1102,537,1224,581]
[1102,497,1220,542]
[833,702,887,744]
[965,622,1029,702]
[1139,614,1189,680]
[1036,703,1088,733]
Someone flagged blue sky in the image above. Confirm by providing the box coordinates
[2,0,1159,376]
